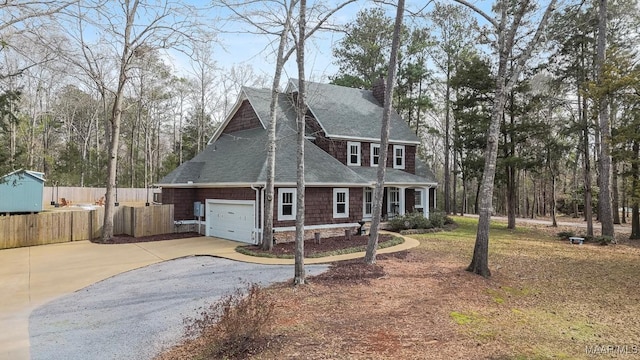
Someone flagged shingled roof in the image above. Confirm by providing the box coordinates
[288,79,421,144]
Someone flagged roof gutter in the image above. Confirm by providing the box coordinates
[327,134,420,145]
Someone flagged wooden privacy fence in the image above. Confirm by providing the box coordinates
[43,187,150,204]
[0,204,174,250]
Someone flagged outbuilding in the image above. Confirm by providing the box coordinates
[0,169,46,213]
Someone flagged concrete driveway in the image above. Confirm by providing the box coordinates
[0,236,238,360]
[28,256,329,360]
[0,234,419,360]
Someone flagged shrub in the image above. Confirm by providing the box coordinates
[594,236,614,246]
[429,210,454,228]
[185,283,276,359]
[387,211,431,231]
[387,211,456,231]
[557,231,575,240]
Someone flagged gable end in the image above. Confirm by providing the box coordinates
[222,100,263,134]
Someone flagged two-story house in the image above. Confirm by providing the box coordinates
[157,78,438,244]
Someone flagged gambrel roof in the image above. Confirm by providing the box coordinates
[158,80,437,188]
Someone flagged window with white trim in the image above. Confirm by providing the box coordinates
[393,145,405,169]
[414,189,423,209]
[347,141,361,166]
[333,188,349,218]
[277,188,296,221]
[363,188,373,218]
[370,143,380,167]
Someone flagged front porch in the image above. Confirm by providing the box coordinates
[362,186,436,221]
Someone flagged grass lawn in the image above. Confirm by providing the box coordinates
[412,217,640,359]
[161,216,640,359]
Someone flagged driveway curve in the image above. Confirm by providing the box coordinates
[29,256,328,360]
[1,233,418,360]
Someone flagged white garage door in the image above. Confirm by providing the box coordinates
[206,200,256,243]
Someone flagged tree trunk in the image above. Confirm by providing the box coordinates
[506,88,516,229]
[444,62,451,214]
[262,6,294,250]
[621,171,627,224]
[582,95,594,236]
[523,170,529,218]
[631,141,640,239]
[102,82,126,241]
[455,0,557,277]
[572,150,580,218]
[293,0,307,286]
[596,0,615,239]
[453,146,458,214]
[612,153,620,224]
[102,0,137,242]
[551,174,557,227]
[468,39,508,276]
[507,161,516,228]
[474,176,481,215]
[461,176,467,216]
[364,0,405,264]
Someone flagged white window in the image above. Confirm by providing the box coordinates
[363,188,373,218]
[370,143,380,167]
[347,141,361,166]
[388,187,400,217]
[393,145,405,169]
[333,188,349,218]
[277,188,296,221]
[414,189,423,209]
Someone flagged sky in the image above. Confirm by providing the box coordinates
[165,0,499,86]
[166,0,368,85]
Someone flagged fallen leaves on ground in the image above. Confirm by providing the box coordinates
[159,216,640,359]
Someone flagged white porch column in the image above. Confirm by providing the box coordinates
[424,187,430,219]
[399,186,406,216]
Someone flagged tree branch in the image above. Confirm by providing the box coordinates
[0,0,79,32]
[450,0,498,29]
[506,0,558,91]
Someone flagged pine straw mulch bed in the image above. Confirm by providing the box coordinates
[95,232,203,244]
[158,219,640,359]
[239,234,395,258]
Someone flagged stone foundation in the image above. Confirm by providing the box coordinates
[273,225,365,243]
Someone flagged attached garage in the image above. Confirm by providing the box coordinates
[206,200,256,243]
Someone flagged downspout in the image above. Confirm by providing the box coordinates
[251,184,263,244]
[261,187,265,241]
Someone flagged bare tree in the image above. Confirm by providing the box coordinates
[217,0,355,250]
[188,40,219,154]
[0,0,78,79]
[453,0,558,277]
[364,0,405,264]
[293,0,307,285]
[81,0,209,241]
